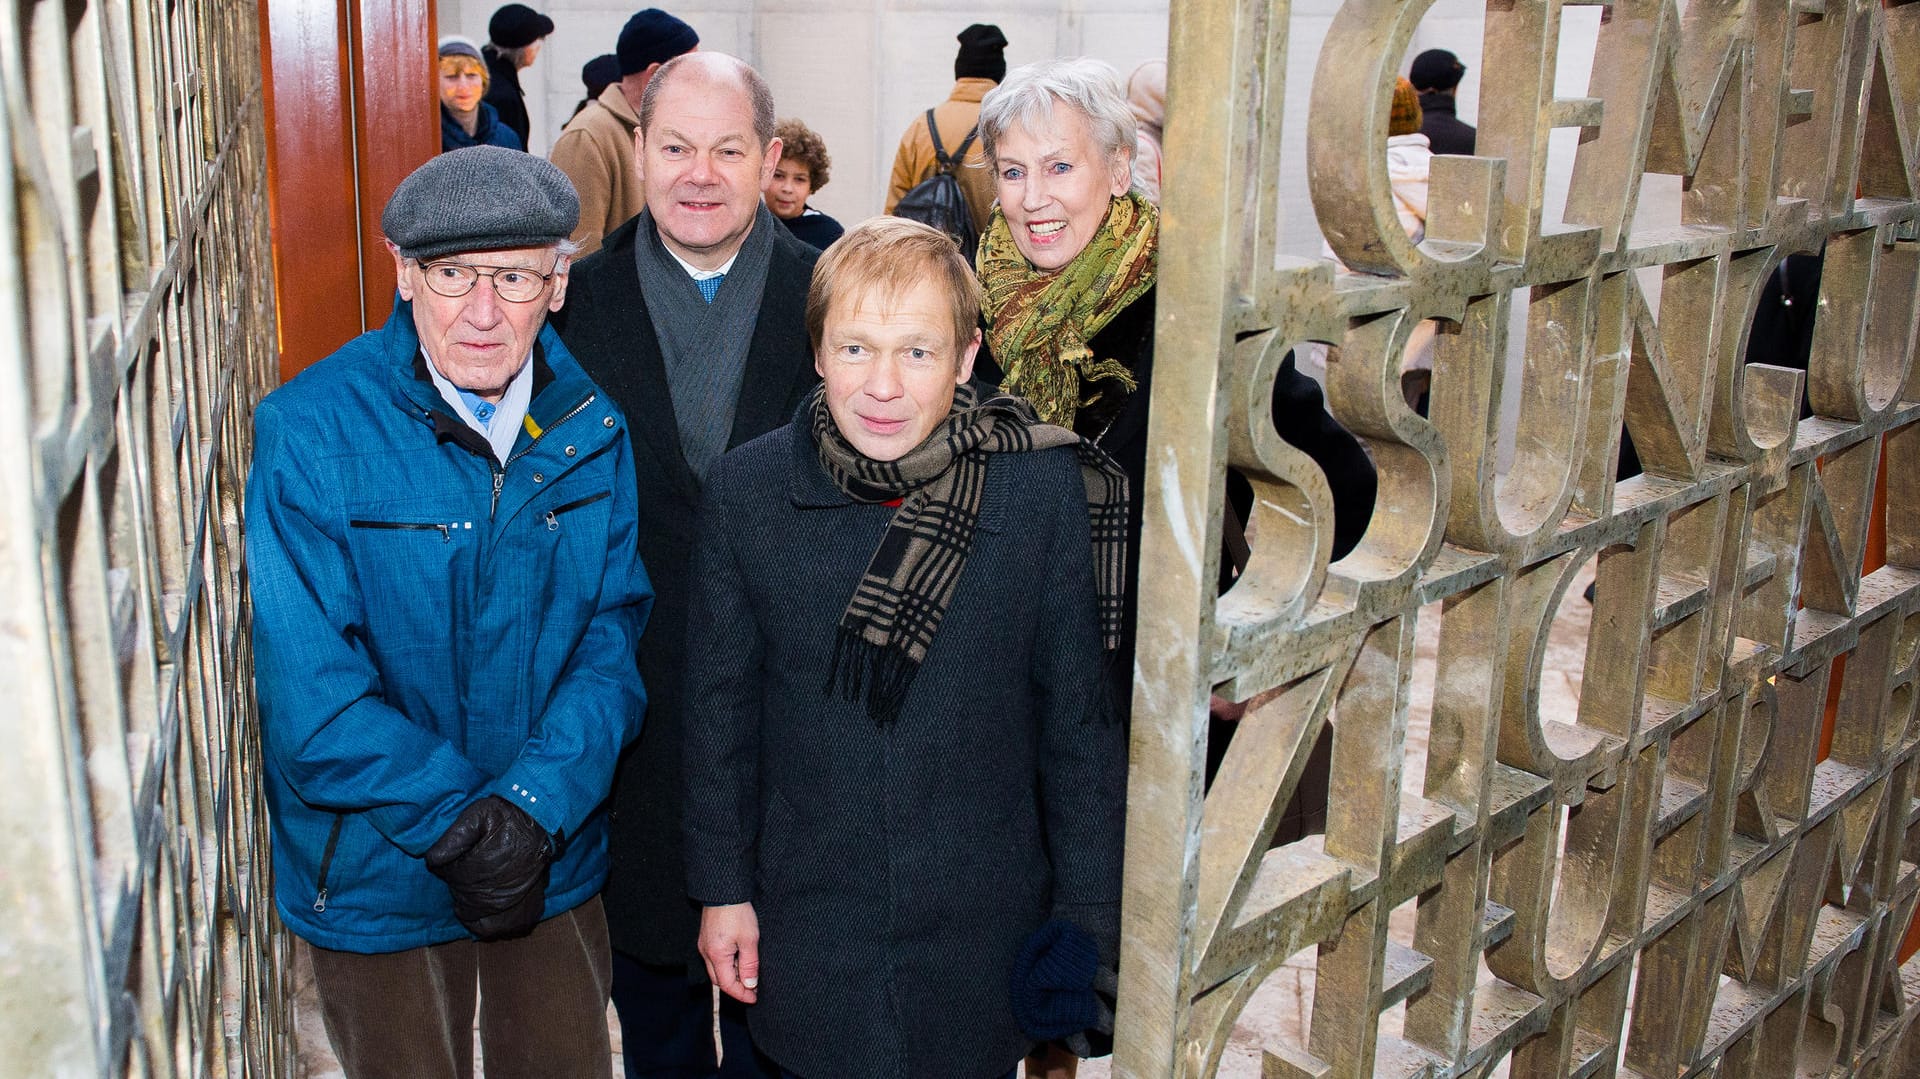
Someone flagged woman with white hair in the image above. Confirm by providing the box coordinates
[974,64,1378,1074]
[975,55,1377,672]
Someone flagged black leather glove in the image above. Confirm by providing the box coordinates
[425,796,554,940]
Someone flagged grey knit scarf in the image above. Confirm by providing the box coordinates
[811,383,1130,726]
[633,204,776,478]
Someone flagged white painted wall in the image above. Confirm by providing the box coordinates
[438,0,1185,225]
[435,0,1665,278]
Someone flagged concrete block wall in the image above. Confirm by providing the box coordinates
[432,0,1657,272]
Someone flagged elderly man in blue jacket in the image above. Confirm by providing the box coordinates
[246,146,653,1078]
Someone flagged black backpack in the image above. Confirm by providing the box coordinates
[892,109,980,262]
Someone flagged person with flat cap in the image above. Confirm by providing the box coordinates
[246,145,652,1079]
[1408,47,1476,155]
[884,23,1009,238]
[484,2,555,148]
[551,7,701,256]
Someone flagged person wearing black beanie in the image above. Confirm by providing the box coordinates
[885,23,1009,237]
[550,8,702,256]
[954,22,1009,82]
[571,53,621,119]
[617,7,700,76]
[1407,47,1476,155]
[482,3,554,149]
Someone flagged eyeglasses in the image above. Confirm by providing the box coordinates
[416,258,562,303]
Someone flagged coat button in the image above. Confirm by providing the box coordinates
[533,472,544,483]
[564,445,577,457]
[603,416,616,428]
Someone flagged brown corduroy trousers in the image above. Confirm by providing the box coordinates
[306,897,614,1079]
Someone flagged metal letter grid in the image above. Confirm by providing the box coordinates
[1,0,285,1073]
[1120,0,1920,1076]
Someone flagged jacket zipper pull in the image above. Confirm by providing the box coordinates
[313,813,344,914]
[491,469,505,517]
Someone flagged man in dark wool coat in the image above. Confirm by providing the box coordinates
[685,217,1127,1079]
[551,50,816,1079]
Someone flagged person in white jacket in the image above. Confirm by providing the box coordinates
[1385,75,1433,243]
[1126,60,1166,204]
[1305,77,1436,402]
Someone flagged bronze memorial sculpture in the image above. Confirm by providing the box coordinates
[1118,0,1920,1076]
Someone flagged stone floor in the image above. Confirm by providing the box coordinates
[294,559,1597,1077]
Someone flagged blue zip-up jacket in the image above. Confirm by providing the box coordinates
[246,299,653,952]
[441,101,524,153]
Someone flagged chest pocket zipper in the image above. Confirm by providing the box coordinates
[313,814,345,912]
[544,490,611,531]
[349,519,469,542]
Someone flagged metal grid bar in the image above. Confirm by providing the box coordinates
[1121,0,1920,1075]
[1,0,285,1072]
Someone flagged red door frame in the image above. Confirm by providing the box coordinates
[261,0,438,380]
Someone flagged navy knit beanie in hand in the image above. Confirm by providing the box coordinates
[1009,919,1104,1041]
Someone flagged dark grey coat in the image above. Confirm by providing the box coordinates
[553,215,820,964]
[683,422,1125,1079]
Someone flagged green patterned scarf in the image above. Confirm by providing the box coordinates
[976,192,1159,428]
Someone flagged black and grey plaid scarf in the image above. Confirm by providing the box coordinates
[811,383,1129,726]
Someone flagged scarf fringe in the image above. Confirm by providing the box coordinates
[825,626,922,726]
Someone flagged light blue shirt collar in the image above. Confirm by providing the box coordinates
[422,348,533,464]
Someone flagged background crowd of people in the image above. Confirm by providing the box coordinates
[435,10,1219,264]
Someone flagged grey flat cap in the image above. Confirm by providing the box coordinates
[382,146,579,261]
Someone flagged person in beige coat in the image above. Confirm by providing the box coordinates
[882,24,1006,235]
[549,8,698,255]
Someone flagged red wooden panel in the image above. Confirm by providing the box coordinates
[350,0,438,329]
[260,0,437,380]
[261,0,362,380]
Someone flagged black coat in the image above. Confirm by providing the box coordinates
[1418,92,1477,156]
[1744,251,1822,405]
[1619,249,1823,480]
[777,208,845,251]
[682,422,1124,1079]
[483,47,532,148]
[552,215,821,964]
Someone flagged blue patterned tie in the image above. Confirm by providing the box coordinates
[697,273,725,303]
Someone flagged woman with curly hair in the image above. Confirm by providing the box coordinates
[764,118,846,250]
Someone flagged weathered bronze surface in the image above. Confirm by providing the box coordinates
[1122,0,1920,1075]
[0,0,285,1072]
